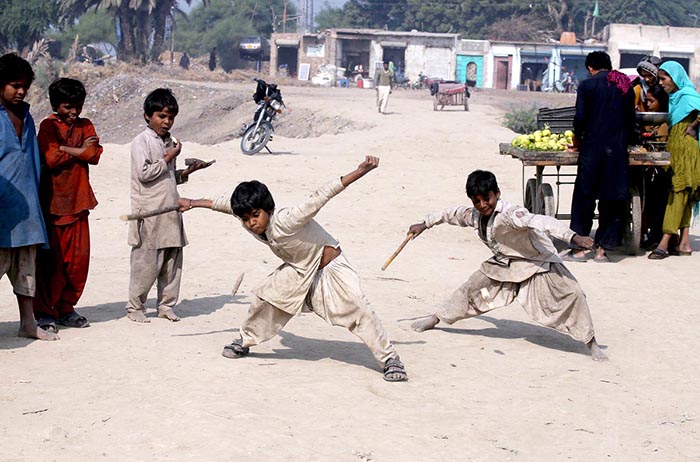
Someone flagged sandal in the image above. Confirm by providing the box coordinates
[562,250,588,262]
[58,311,90,328]
[222,339,249,359]
[37,317,59,334]
[383,356,408,382]
[648,248,669,260]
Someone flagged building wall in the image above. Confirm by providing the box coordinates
[606,24,700,83]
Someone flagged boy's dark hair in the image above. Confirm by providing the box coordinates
[143,88,179,117]
[48,78,86,110]
[0,53,35,86]
[585,51,612,71]
[230,180,275,217]
[647,84,669,112]
[466,170,499,199]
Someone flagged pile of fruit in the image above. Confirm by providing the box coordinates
[511,129,574,151]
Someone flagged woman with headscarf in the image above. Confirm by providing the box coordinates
[648,61,700,259]
[634,56,662,112]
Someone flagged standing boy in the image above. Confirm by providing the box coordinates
[0,53,58,340]
[408,170,607,361]
[34,78,102,332]
[126,88,210,323]
[182,156,408,381]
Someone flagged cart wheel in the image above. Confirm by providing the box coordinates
[524,179,537,213]
[623,186,642,255]
[538,183,556,216]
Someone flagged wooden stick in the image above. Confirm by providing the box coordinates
[231,273,245,296]
[381,233,415,271]
[120,204,181,221]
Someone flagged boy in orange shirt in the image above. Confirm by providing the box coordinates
[34,78,102,332]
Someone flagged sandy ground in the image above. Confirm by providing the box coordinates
[1,83,699,461]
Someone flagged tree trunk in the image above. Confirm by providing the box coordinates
[150,1,171,63]
[547,0,568,35]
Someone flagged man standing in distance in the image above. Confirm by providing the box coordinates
[373,61,394,115]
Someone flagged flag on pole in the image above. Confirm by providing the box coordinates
[593,0,599,17]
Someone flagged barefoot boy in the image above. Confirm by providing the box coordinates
[182,156,408,381]
[126,88,210,323]
[34,78,102,332]
[408,170,607,361]
[0,53,58,341]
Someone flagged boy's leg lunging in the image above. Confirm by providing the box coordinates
[516,263,607,361]
[412,270,515,332]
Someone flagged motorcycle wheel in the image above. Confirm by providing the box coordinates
[240,121,272,155]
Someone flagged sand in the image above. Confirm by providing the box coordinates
[1,83,699,461]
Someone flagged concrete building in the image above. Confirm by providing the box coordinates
[605,23,700,82]
[270,28,461,83]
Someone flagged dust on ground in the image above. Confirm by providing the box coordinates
[28,63,375,145]
[27,62,575,145]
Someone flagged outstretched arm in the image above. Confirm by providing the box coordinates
[407,206,477,240]
[340,155,379,187]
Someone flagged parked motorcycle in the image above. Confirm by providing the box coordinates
[240,78,284,155]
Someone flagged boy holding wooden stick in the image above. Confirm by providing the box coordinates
[181,156,408,381]
[406,170,607,361]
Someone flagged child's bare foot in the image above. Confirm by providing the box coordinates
[127,310,150,323]
[18,324,59,341]
[587,338,608,361]
[411,314,440,332]
[157,308,180,322]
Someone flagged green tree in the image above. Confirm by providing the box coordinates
[50,9,116,57]
[58,0,198,63]
[176,0,293,71]
[0,0,60,51]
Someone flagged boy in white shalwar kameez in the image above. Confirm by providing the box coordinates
[182,156,407,381]
[408,170,607,361]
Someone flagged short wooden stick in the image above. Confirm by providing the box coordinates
[381,233,415,271]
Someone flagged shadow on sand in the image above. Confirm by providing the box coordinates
[0,294,244,350]
[434,315,602,358]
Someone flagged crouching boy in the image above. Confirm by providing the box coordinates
[182,156,408,381]
[408,170,607,361]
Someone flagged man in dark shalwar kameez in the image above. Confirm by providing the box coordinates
[567,51,636,262]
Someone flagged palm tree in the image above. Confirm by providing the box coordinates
[59,0,199,63]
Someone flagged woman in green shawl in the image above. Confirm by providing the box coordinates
[649,61,700,259]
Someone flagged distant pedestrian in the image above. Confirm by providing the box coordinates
[373,61,394,115]
[179,52,190,70]
[209,47,217,71]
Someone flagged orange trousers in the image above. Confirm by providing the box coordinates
[34,215,90,319]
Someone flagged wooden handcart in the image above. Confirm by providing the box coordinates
[433,83,469,111]
[498,143,670,254]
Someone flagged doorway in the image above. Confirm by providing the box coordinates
[277,46,298,78]
[495,57,512,89]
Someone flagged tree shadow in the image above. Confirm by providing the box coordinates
[435,315,598,357]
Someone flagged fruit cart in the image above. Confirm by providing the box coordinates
[433,83,470,111]
[498,143,670,254]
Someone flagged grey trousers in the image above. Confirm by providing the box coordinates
[437,263,595,344]
[239,254,398,365]
[126,246,183,313]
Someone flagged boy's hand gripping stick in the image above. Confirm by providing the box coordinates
[381,233,415,271]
